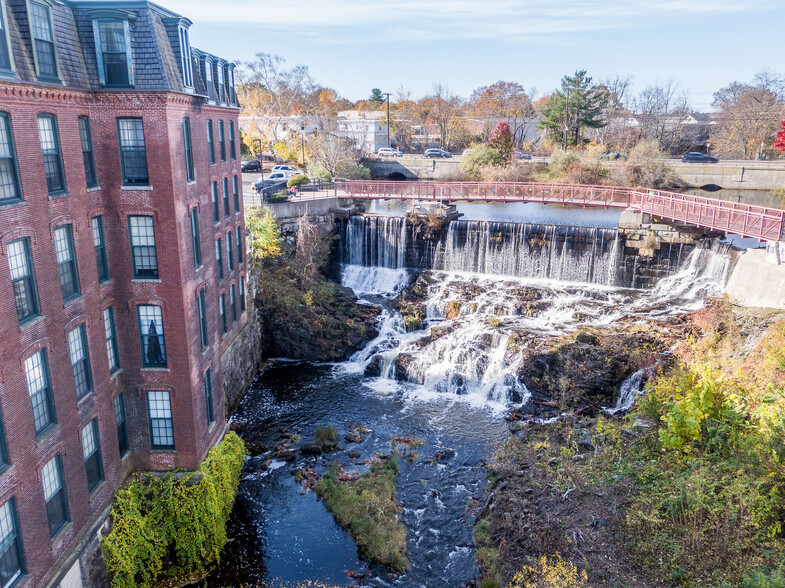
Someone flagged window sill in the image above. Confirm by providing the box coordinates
[86,186,102,193]
[88,480,106,499]
[76,392,94,408]
[149,448,177,454]
[36,424,58,445]
[48,191,70,200]
[121,185,153,191]
[110,368,123,380]
[50,522,72,547]
[130,278,161,283]
[120,450,131,461]
[0,199,27,211]
[140,367,169,372]
[19,314,45,332]
[63,294,83,307]
[98,279,112,288]
[187,180,197,186]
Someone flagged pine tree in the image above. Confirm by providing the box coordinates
[538,70,608,147]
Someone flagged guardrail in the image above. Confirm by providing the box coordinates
[335,180,785,241]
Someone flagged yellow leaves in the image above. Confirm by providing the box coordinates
[509,554,588,588]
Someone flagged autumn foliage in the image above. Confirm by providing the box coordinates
[775,120,785,152]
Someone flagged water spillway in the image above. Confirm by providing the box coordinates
[339,215,694,289]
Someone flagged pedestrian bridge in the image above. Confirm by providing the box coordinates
[335,180,785,242]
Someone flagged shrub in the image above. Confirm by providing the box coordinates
[287,174,310,188]
[307,163,333,182]
[508,554,588,588]
[460,144,505,180]
[102,432,246,588]
[613,139,681,189]
[548,149,581,175]
[267,191,289,203]
[315,424,338,445]
[245,206,281,261]
[337,161,371,180]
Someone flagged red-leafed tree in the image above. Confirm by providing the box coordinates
[487,121,514,161]
[775,120,785,152]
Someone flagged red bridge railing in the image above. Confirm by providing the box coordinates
[335,180,785,242]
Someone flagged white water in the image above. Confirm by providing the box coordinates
[340,217,735,412]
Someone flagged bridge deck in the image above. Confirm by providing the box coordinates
[336,180,785,242]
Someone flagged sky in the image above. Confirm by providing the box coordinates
[163,0,784,111]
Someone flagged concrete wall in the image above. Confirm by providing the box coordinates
[725,247,785,310]
[264,197,342,219]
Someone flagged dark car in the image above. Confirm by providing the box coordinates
[681,152,718,163]
[424,148,452,158]
[515,151,532,160]
[241,160,262,172]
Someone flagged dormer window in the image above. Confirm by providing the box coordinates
[30,1,58,79]
[205,59,214,102]
[217,62,225,104]
[228,65,236,105]
[93,20,133,86]
[0,0,13,73]
[178,25,192,89]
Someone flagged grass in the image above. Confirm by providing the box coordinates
[315,455,408,572]
[315,424,338,445]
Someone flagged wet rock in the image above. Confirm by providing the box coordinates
[348,450,362,459]
[300,443,322,456]
[431,448,456,462]
[275,449,297,461]
[244,457,271,474]
[578,435,595,451]
[322,440,338,453]
[513,428,529,442]
[576,331,600,345]
[345,431,363,444]
[229,420,248,432]
[245,442,267,456]
[392,353,416,381]
[363,355,384,377]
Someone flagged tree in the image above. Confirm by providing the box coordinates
[237,53,314,149]
[369,88,385,104]
[468,81,536,146]
[594,75,633,148]
[775,120,785,152]
[426,83,463,151]
[710,73,785,159]
[538,70,607,147]
[633,81,692,154]
[487,121,514,161]
[459,144,506,180]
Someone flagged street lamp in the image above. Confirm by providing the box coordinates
[300,124,306,167]
[384,92,392,149]
[254,138,264,192]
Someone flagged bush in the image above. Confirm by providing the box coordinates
[307,163,333,182]
[315,424,338,445]
[460,144,505,180]
[548,149,581,175]
[287,174,310,188]
[245,206,281,261]
[267,191,289,203]
[102,433,246,588]
[508,554,588,588]
[613,140,681,189]
[337,162,371,180]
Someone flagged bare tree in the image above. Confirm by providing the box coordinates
[427,83,463,151]
[633,81,692,153]
[237,53,315,149]
[468,81,536,147]
[710,72,785,159]
[594,74,633,148]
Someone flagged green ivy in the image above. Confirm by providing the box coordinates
[101,432,246,588]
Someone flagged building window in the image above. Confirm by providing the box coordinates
[138,305,166,367]
[128,216,158,279]
[204,369,214,424]
[229,121,236,160]
[117,118,148,186]
[81,419,103,492]
[0,499,24,586]
[146,391,174,449]
[229,67,237,105]
[233,175,240,213]
[190,207,201,268]
[8,238,39,324]
[230,284,237,323]
[42,455,69,538]
[0,3,13,73]
[236,226,243,264]
[91,216,109,283]
[178,26,192,89]
[218,121,226,163]
[206,120,215,165]
[217,63,225,104]
[223,177,230,218]
[219,294,226,334]
[78,116,98,189]
[198,289,208,350]
[114,394,129,456]
[37,114,65,194]
[211,181,219,223]
[240,275,246,312]
[103,306,120,373]
[215,238,223,281]
[205,60,214,102]
[183,118,194,181]
[0,113,22,203]
[68,324,93,401]
[30,1,57,79]
[25,349,55,435]
[54,225,80,301]
[94,20,131,86]
[0,409,8,471]
[227,230,233,272]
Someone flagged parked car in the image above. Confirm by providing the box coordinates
[424,148,452,158]
[682,152,718,163]
[253,178,286,192]
[515,151,532,160]
[271,165,300,173]
[378,147,403,157]
[266,170,298,182]
[241,160,261,172]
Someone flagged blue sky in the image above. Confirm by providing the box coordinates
[166,0,783,110]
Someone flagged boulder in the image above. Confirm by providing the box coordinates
[300,443,322,456]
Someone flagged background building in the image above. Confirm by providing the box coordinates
[0,1,249,585]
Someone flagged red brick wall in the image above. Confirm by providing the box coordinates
[0,83,247,586]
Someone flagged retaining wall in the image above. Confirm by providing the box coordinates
[725,246,785,310]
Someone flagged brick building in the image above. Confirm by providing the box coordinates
[0,1,249,585]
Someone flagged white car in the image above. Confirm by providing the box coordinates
[271,165,300,173]
[266,170,298,182]
[378,147,403,157]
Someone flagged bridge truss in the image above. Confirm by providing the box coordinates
[336,180,785,242]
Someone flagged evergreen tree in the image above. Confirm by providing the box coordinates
[539,70,608,147]
[369,88,385,103]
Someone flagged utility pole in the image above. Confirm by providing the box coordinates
[384,92,392,148]
[563,87,570,150]
[300,123,306,166]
